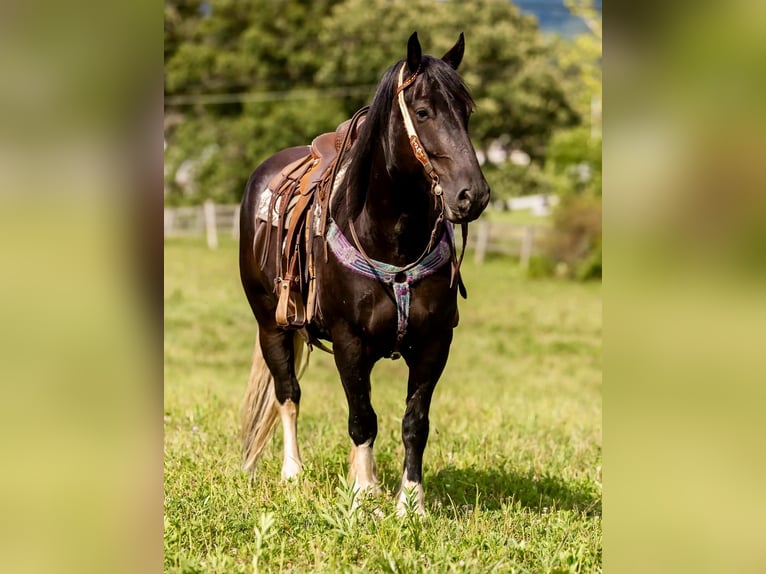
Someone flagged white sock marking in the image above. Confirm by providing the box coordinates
[279,400,302,481]
[349,439,379,494]
[396,477,425,516]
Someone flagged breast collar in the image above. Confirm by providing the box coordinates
[326,219,454,358]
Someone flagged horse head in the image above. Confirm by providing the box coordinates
[391,32,491,223]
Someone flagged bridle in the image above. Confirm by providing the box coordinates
[394,62,444,201]
[347,61,468,289]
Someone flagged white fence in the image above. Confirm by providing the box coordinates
[505,193,559,216]
[164,202,548,266]
[164,200,241,248]
[467,219,548,268]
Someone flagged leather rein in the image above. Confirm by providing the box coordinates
[347,62,469,294]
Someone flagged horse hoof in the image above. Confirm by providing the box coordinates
[395,499,426,517]
[396,481,426,516]
[280,458,302,481]
[352,479,381,496]
[350,479,381,511]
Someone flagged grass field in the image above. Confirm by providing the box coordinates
[164,237,601,573]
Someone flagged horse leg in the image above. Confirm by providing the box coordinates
[242,326,305,481]
[397,335,452,515]
[265,329,306,481]
[333,332,379,495]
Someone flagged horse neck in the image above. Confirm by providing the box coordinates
[352,145,437,264]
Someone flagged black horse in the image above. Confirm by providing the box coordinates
[239,32,489,514]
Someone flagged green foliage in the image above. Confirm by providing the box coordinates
[526,254,557,279]
[546,127,602,198]
[164,238,602,573]
[525,3,601,280]
[483,161,558,202]
[538,126,601,281]
[165,0,343,95]
[164,97,347,206]
[317,0,579,156]
[545,194,602,280]
[252,512,276,573]
[576,241,602,281]
[550,1,601,136]
[315,475,361,540]
[165,0,347,205]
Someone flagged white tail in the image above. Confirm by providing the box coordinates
[240,332,307,474]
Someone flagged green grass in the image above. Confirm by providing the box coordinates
[164,237,601,573]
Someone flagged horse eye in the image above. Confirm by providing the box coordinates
[415,109,429,120]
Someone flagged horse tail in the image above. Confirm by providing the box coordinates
[240,331,308,474]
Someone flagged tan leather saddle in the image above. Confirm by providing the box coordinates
[259,110,367,329]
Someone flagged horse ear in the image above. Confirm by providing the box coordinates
[407,31,422,74]
[442,32,465,70]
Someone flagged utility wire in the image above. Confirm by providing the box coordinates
[165,85,376,106]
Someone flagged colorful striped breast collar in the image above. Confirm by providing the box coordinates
[326,219,453,356]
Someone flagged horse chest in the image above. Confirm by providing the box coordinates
[406,281,458,329]
[316,270,453,339]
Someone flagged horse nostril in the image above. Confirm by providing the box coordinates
[457,188,472,204]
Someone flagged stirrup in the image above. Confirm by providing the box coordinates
[275,278,306,328]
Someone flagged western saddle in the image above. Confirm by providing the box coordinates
[258,108,368,329]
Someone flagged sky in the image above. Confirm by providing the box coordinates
[515,0,602,36]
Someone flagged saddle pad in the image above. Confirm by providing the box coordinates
[256,158,350,232]
[256,187,301,229]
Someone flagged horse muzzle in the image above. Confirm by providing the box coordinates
[443,181,490,223]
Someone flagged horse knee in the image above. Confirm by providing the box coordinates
[274,376,301,405]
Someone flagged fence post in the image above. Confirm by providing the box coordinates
[520,226,534,270]
[204,200,218,249]
[474,220,490,264]
[232,205,241,239]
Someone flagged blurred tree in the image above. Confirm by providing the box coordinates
[164,0,205,62]
[165,0,343,97]
[547,126,601,197]
[539,0,602,280]
[550,1,601,138]
[164,0,347,204]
